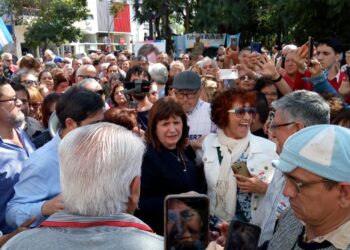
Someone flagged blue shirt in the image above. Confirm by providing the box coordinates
[5,133,61,229]
[0,128,35,233]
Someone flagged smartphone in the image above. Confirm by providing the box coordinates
[219,69,238,80]
[281,56,286,69]
[307,36,314,66]
[231,161,251,177]
[230,37,237,49]
[224,220,261,250]
[250,42,262,54]
[165,194,209,250]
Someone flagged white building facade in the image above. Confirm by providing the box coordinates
[4,0,147,57]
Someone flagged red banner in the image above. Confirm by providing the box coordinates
[113,3,131,33]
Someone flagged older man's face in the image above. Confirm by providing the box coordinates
[2,55,13,67]
[283,167,339,227]
[270,110,299,154]
[0,84,24,126]
[76,66,97,84]
[173,89,200,113]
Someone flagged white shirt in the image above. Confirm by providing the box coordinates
[187,100,216,141]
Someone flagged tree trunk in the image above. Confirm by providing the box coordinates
[185,1,189,33]
[155,17,161,39]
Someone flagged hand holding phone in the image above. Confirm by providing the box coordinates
[307,36,314,66]
[231,161,251,177]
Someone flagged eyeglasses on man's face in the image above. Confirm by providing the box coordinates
[269,121,295,131]
[174,90,198,99]
[0,96,21,104]
[78,75,99,81]
[227,107,256,118]
[284,174,335,193]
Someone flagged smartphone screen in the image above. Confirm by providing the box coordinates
[307,36,314,66]
[224,220,261,250]
[165,194,209,250]
[281,56,286,69]
[250,42,262,54]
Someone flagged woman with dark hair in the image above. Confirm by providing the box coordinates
[18,55,41,73]
[104,107,144,137]
[53,73,70,94]
[32,92,60,148]
[332,108,350,128]
[105,72,124,97]
[136,97,206,235]
[107,83,128,109]
[38,70,54,92]
[255,77,282,110]
[203,88,277,224]
[41,92,60,128]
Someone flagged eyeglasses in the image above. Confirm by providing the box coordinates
[270,121,295,130]
[21,80,39,87]
[284,174,335,193]
[30,102,41,108]
[262,92,278,97]
[174,90,198,99]
[94,90,104,96]
[239,75,254,81]
[0,96,20,104]
[227,107,256,118]
[78,75,99,81]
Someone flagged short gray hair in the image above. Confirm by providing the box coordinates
[78,78,100,90]
[272,90,330,126]
[170,61,185,71]
[148,63,168,84]
[1,52,12,60]
[198,57,218,70]
[59,122,145,216]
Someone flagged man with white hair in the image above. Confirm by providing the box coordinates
[148,63,168,98]
[75,64,97,84]
[79,78,109,110]
[2,123,163,250]
[43,49,55,62]
[1,53,16,78]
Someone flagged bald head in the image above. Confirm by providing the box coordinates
[76,64,97,84]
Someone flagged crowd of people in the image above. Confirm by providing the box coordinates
[1,36,350,250]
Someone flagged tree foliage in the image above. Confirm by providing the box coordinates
[24,0,89,48]
[135,0,350,51]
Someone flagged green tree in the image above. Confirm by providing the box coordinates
[24,0,89,49]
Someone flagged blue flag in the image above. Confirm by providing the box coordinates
[0,18,13,49]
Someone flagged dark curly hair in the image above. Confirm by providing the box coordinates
[211,88,256,129]
[146,97,189,151]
